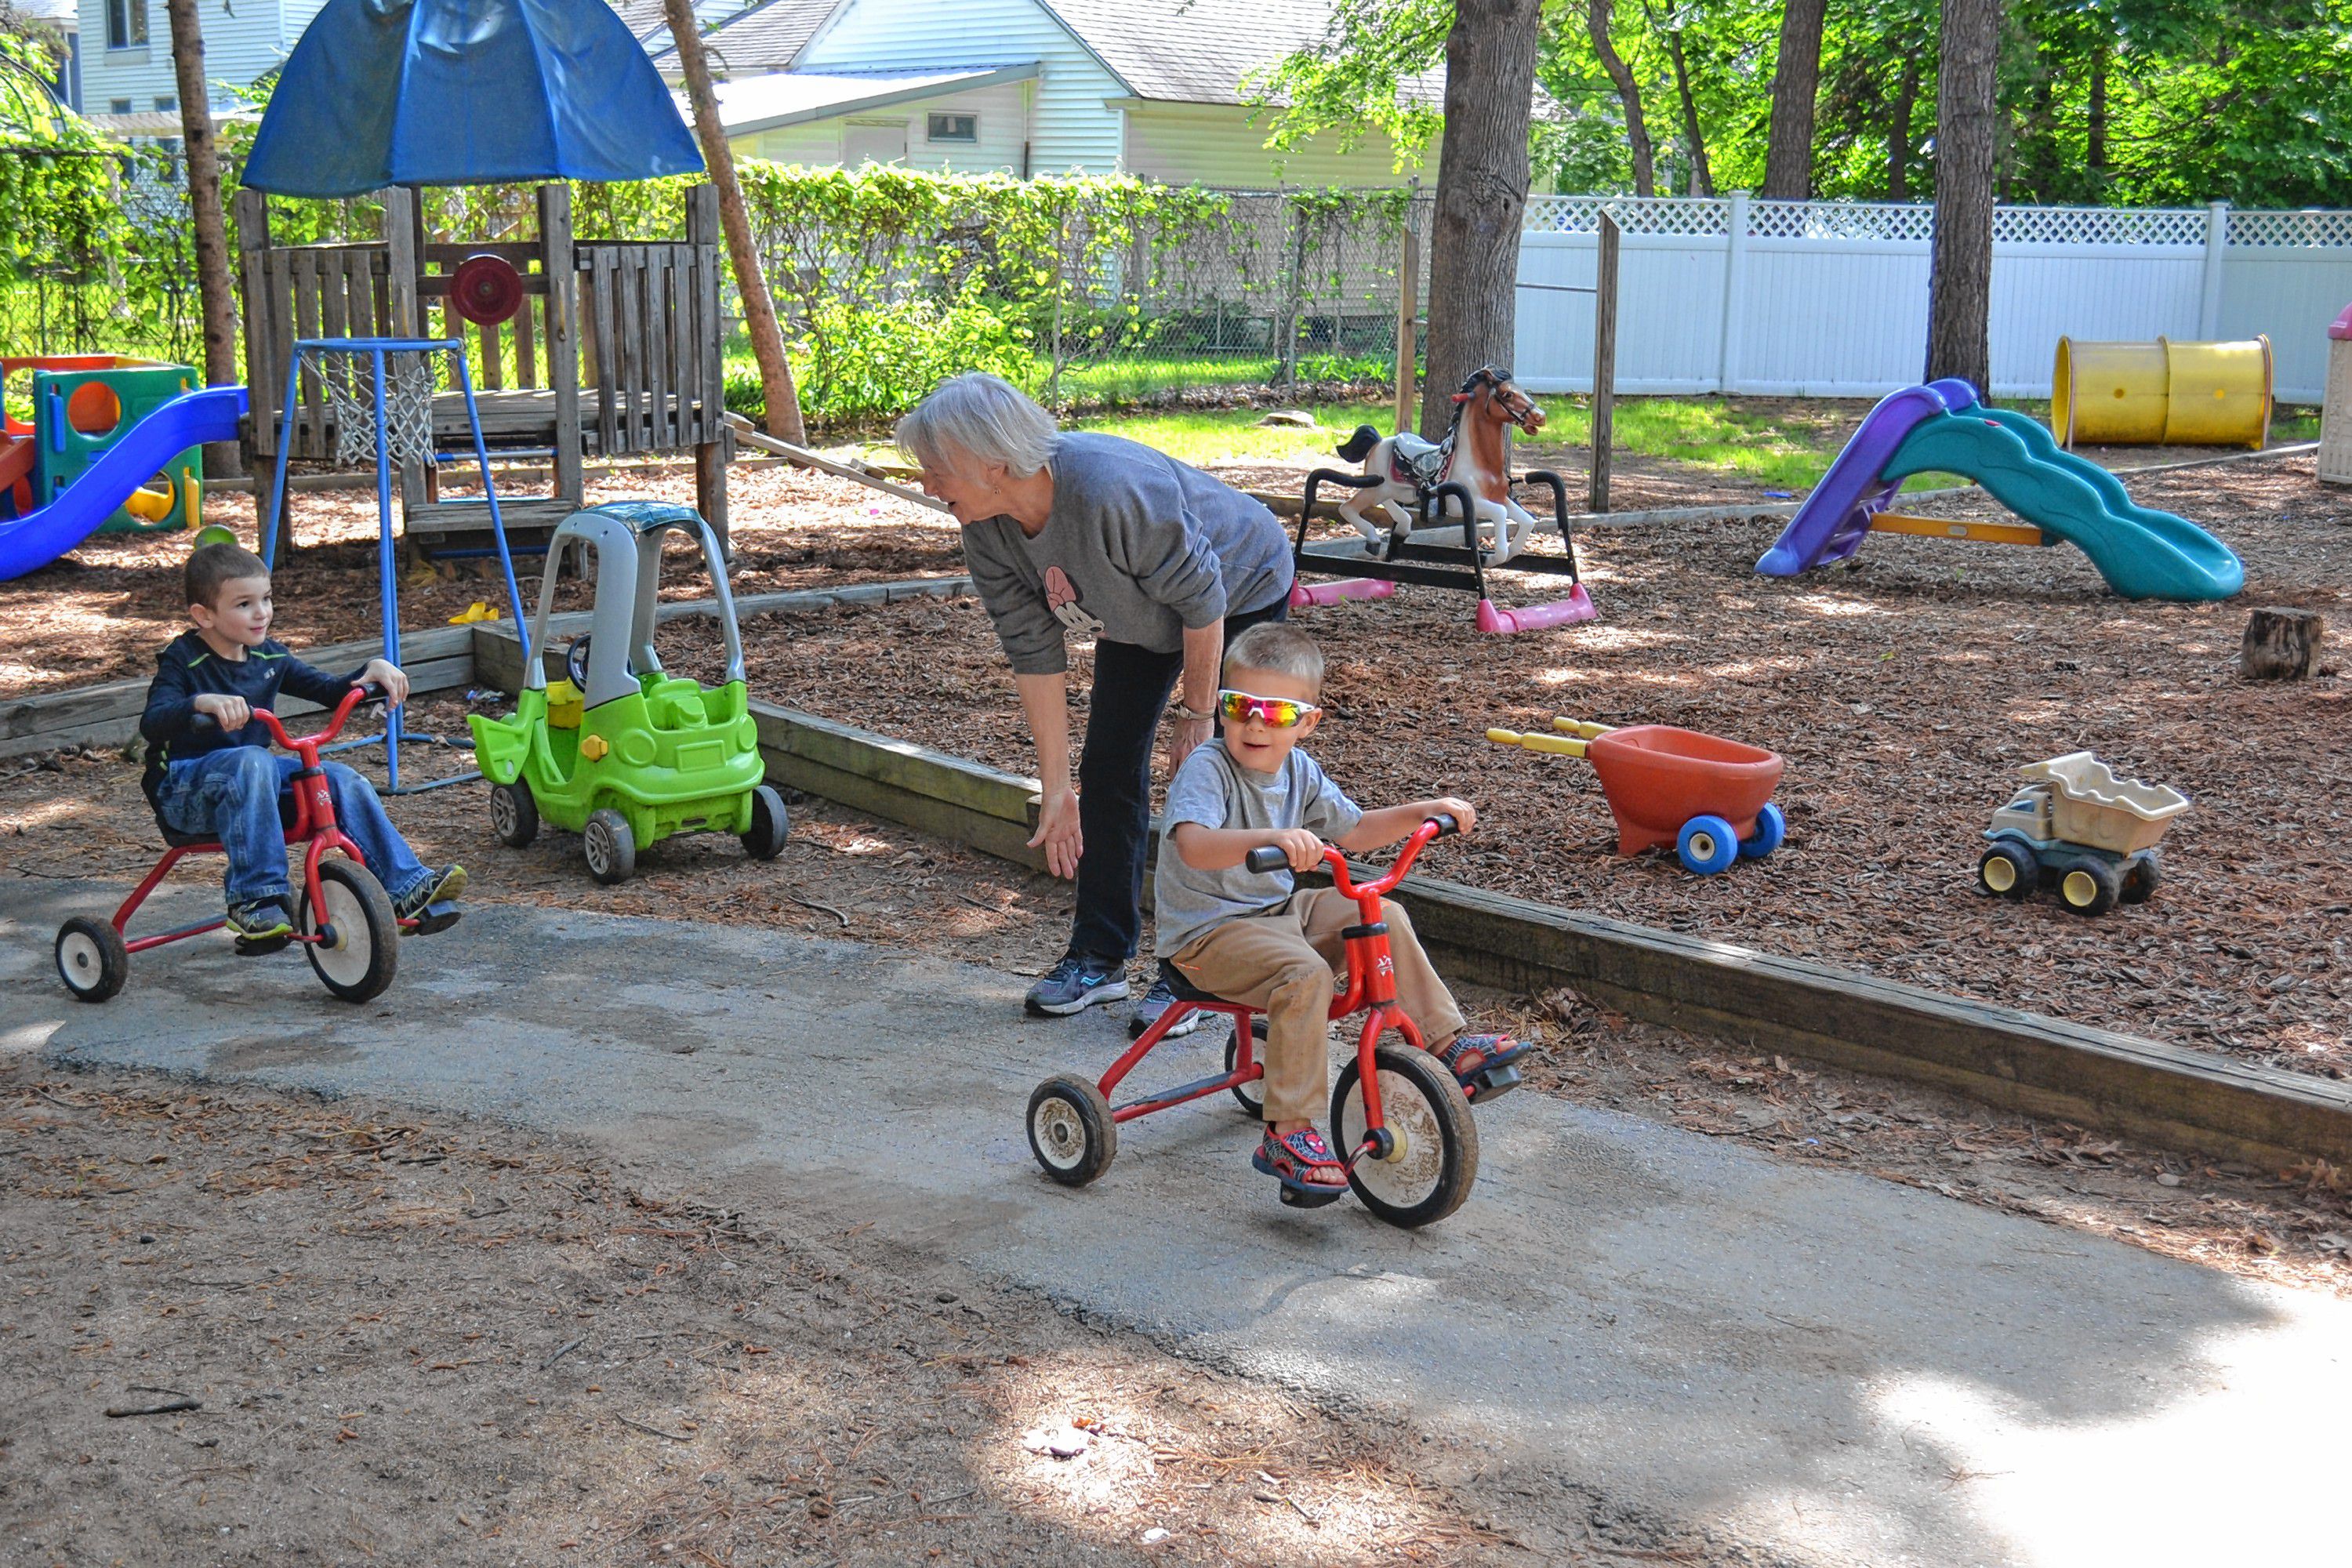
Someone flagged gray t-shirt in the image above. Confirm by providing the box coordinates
[961,431,1295,676]
[1153,742,1364,958]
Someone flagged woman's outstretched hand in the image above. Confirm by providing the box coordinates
[1030,786,1083,879]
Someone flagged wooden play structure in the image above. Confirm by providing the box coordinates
[234,183,734,554]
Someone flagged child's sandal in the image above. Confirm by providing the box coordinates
[1252,1127,1349,1207]
[1437,1034,1529,1104]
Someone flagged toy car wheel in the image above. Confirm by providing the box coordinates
[2059,860,2122,916]
[1027,1074,1116,1187]
[1225,1021,1268,1116]
[2122,851,2161,905]
[55,916,129,1004]
[741,784,789,862]
[1331,1044,1479,1229]
[1738,802,1787,859]
[299,859,399,1004]
[1977,843,2038,898]
[1675,815,1740,875]
[583,808,636,885]
[490,782,539,848]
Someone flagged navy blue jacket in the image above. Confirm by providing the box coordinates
[139,632,359,807]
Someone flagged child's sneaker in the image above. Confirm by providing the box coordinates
[226,898,292,954]
[394,864,466,923]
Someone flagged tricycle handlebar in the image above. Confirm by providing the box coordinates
[249,682,379,753]
[1242,815,1458,898]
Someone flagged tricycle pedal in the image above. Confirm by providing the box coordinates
[232,933,291,958]
[1278,1184,1348,1209]
[1466,1064,1523,1104]
[405,902,463,937]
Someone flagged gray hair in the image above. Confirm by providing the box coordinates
[1224,622,1325,694]
[895,373,1059,478]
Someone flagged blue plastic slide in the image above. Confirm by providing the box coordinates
[1758,379,2244,602]
[0,385,247,583]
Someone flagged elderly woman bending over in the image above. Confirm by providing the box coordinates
[898,374,1295,1029]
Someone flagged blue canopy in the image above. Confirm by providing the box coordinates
[244,0,705,198]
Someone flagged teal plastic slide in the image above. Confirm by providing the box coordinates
[1758,381,2243,602]
[0,385,247,583]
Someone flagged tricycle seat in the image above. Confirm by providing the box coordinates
[1163,968,1233,1006]
[153,793,300,850]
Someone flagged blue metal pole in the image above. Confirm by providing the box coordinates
[372,347,401,794]
[260,347,305,568]
[448,350,530,666]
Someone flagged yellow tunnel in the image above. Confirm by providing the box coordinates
[2052,336,2272,448]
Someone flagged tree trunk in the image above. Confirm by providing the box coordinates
[1664,26,1714,197]
[1421,0,1541,436]
[1926,0,2002,390]
[2085,42,2108,177]
[1760,0,1827,198]
[164,0,240,478]
[2240,607,2325,680]
[1587,0,1657,198]
[665,0,804,442]
[1886,54,1921,200]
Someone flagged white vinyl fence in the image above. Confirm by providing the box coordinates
[1512,195,2352,404]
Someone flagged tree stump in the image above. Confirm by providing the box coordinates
[2241,607,2325,680]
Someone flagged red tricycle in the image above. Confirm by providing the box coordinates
[53,685,451,1006]
[1025,815,1499,1229]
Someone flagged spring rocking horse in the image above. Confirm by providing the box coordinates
[1291,367,1598,634]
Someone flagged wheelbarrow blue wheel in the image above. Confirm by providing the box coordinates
[1677,815,1740,875]
[1738,803,1786,859]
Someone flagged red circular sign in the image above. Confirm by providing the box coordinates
[451,253,524,327]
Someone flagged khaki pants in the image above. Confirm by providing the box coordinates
[1170,888,1466,1123]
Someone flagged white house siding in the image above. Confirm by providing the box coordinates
[80,0,332,115]
[795,0,1122,172]
[735,81,1033,172]
[1120,100,1432,189]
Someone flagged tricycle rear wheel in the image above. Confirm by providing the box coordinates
[1330,1044,1479,1229]
[55,916,129,1004]
[1225,1021,1268,1116]
[1027,1075,1116,1186]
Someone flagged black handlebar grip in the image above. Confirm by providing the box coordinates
[1429,812,1461,837]
[1244,845,1291,874]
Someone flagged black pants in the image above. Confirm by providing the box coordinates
[1068,596,1290,965]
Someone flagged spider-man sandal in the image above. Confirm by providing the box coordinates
[1252,1126,1349,1208]
[1437,1034,1528,1104]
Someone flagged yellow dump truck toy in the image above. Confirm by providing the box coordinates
[1976,752,2189,916]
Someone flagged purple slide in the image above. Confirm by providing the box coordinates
[1757,379,1977,576]
[0,385,248,583]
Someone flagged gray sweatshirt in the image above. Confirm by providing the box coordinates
[961,432,1294,676]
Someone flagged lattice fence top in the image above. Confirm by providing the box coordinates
[1522,194,2352,250]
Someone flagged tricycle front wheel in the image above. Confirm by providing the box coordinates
[300,860,398,1004]
[1330,1044,1479,1229]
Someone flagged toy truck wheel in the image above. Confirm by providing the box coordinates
[1676,815,1740,875]
[583,809,636,884]
[741,784,789,862]
[1027,1075,1116,1186]
[300,860,399,1004]
[490,782,539,848]
[1739,802,1787,859]
[2059,860,2122,916]
[1978,843,2038,898]
[1332,1045,1479,1229]
[55,916,129,1004]
[2122,851,2161,905]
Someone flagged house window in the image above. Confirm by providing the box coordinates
[109,98,132,116]
[154,95,176,114]
[927,113,978,145]
[105,0,147,49]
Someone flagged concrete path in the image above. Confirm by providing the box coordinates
[5,885,2345,1567]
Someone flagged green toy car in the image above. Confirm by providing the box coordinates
[467,501,786,884]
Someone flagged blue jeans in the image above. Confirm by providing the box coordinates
[156,748,429,909]
[1069,595,1290,965]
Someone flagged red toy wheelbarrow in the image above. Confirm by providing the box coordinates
[1488,717,1786,874]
